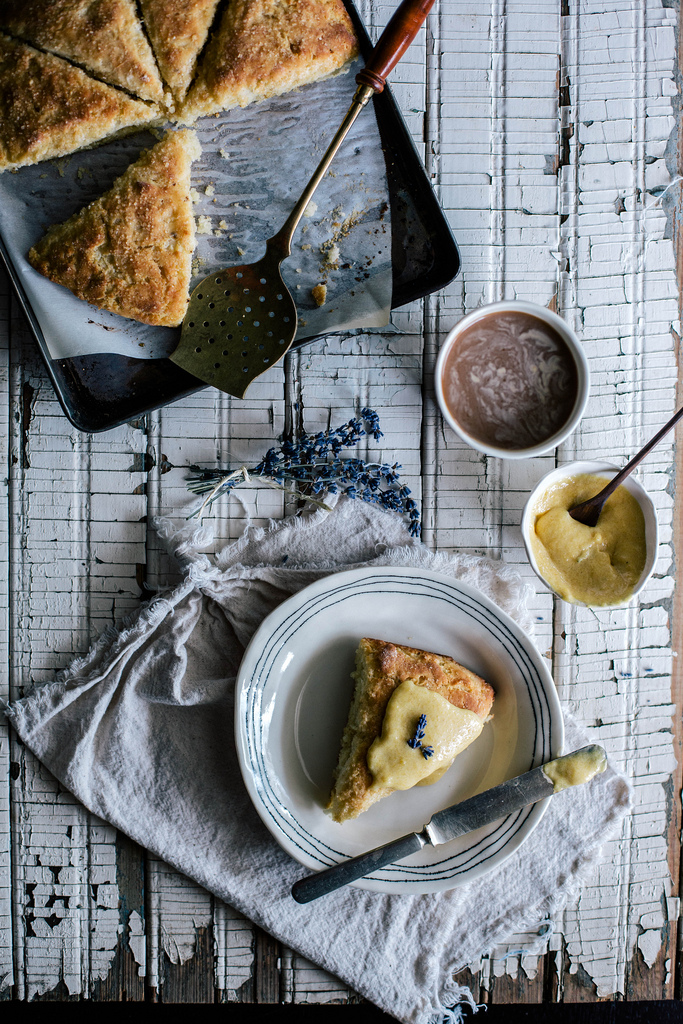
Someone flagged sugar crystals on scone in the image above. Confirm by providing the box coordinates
[28,130,201,327]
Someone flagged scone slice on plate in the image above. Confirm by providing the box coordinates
[0,34,161,173]
[0,0,165,104]
[139,0,223,106]
[179,0,359,123]
[327,638,495,824]
[28,130,201,328]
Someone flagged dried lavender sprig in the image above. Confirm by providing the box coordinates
[408,714,428,749]
[185,408,421,536]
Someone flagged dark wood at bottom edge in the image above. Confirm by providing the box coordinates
[1,998,682,1020]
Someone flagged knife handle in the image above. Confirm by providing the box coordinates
[356,0,435,94]
[291,830,426,904]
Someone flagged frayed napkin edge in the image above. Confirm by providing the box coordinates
[419,772,632,1024]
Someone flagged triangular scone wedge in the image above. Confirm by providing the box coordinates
[0,0,165,103]
[179,0,358,123]
[327,639,495,823]
[28,130,201,328]
[139,0,222,105]
[0,34,161,173]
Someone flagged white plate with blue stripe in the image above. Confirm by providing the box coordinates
[235,566,563,894]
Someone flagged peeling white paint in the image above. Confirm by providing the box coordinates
[147,857,213,989]
[128,911,146,977]
[638,929,663,969]
[0,0,680,1006]
[422,0,679,999]
[214,902,255,998]
[281,949,357,1004]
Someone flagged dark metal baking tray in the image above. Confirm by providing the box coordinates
[1,2,459,433]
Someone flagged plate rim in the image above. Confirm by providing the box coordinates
[234,565,564,894]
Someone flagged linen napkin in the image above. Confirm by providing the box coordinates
[5,496,630,1023]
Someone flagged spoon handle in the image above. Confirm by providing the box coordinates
[571,402,683,521]
[606,403,683,491]
[271,0,435,258]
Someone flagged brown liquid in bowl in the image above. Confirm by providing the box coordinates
[441,310,579,450]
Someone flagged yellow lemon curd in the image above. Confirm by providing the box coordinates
[366,679,484,791]
[530,473,646,606]
[542,745,607,792]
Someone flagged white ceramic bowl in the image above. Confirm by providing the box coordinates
[435,301,590,459]
[521,460,659,607]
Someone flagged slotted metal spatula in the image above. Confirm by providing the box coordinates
[169,0,435,398]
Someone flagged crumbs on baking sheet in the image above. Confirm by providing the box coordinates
[197,215,212,234]
[311,283,327,306]
[51,157,71,177]
[321,241,340,269]
[205,184,215,196]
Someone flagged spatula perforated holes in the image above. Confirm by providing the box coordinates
[176,252,297,394]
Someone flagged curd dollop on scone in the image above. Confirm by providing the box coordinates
[327,638,494,823]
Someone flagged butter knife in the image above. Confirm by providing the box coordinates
[291,744,606,903]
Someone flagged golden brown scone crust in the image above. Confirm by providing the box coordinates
[179,0,358,122]
[28,130,201,327]
[0,0,165,102]
[0,34,160,173]
[140,0,222,104]
[327,638,494,823]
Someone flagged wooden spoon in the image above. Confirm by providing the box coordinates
[568,404,683,527]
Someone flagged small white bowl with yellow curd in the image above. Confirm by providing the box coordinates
[521,461,659,608]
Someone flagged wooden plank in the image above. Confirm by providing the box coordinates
[4,291,154,1001]
[214,901,255,1002]
[138,375,287,999]
[428,0,558,1001]
[0,268,12,998]
[557,0,679,1002]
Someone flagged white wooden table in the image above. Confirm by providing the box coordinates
[1,0,681,1009]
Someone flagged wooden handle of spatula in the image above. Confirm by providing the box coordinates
[356,0,435,93]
